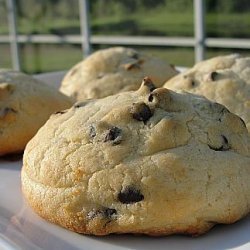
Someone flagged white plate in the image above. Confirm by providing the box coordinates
[0,72,249,250]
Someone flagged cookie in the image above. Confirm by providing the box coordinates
[0,69,73,156]
[163,54,250,131]
[22,78,250,236]
[60,47,178,100]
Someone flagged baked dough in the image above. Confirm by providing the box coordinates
[22,78,250,236]
[0,69,73,156]
[60,47,178,100]
[164,54,250,131]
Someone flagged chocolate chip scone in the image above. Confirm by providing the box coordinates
[22,78,250,236]
[0,69,73,156]
[163,54,250,131]
[60,47,178,101]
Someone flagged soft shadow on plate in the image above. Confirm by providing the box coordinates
[1,205,80,250]
[0,153,23,162]
[0,158,22,170]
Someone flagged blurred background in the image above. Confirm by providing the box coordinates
[0,0,250,73]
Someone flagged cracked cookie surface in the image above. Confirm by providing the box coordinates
[0,69,73,156]
[60,47,178,101]
[163,54,250,131]
[22,78,250,236]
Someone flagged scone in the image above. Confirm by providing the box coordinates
[22,78,250,236]
[163,54,250,131]
[0,69,73,156]
[60,47,178,100]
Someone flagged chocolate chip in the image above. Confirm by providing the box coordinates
[118,186,144,204]
[208,135,230,151]
[53,110,66,115]
[129,51,139,60]
[124,62,140,70]
[222,135,229,144]
[210,71,219,81]
[148,94,154,102]
[239,117,247,128]
[74,101,88,108]
[210,102,230,114]
[143,77,156,92]
[87,208,117,220]
[89,125,96,138]
[130,102,153,124]
[104,126,122,145]
[182,75,196,87]
[103,208,117,218]
[0,107,16,118]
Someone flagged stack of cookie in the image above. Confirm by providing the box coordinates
[20,47,250,237]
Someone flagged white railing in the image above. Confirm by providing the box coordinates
[3,0,250,71]
[6,0,20,70]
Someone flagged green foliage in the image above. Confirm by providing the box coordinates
[0,2,7,23]
[89,0,165,16]
[164,0,193,12]
[0,0,249,37]
[206,0,250,13]
[2,0,250,24]
[1,0,250,73]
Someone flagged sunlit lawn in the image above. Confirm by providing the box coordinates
[1,43,250,74]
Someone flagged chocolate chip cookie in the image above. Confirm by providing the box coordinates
[164,54,250,131]
[0,69,73,156]
[60,47,178,100]
[22,78,250,236]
